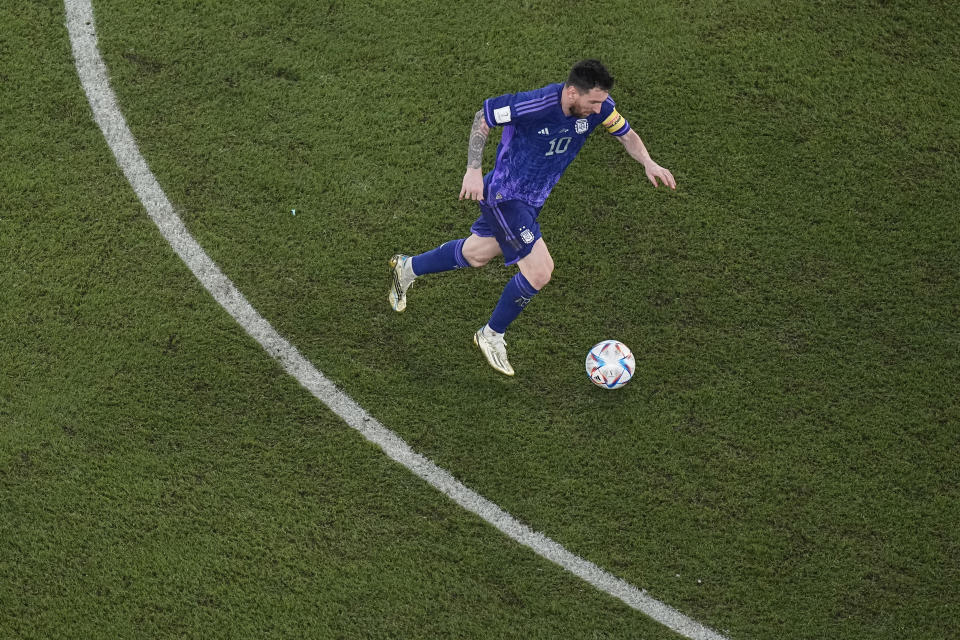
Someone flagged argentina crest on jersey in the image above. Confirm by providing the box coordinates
[575,118,589,135]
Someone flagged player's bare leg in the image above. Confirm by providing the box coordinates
[516,238,554,291]
[461,234,502,267]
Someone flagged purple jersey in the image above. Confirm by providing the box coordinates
[482,82,632,208]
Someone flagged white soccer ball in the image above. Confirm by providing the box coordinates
[585,340,636,389]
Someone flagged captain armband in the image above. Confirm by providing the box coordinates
[602,109,629,136]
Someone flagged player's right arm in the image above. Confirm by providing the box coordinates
[459,110,489,201]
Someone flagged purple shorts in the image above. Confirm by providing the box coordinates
[470,198,543,265]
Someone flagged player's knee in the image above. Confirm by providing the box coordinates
[526,260,553,290]
[463,252,490,268]
[530,270,552,290]
[462,236,498,267]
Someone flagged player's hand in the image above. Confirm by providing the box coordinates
[459,168,485,201]
[644,162,676,190]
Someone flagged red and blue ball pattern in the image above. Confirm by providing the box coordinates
[585,340,636,389]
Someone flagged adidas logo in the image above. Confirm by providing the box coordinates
[538,127,550,135]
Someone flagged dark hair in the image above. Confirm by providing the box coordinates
[566,59,614,93]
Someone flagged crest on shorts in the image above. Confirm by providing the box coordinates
[520,228,535,244]
[575,118,589,134]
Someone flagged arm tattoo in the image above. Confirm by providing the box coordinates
[467,110,488,170]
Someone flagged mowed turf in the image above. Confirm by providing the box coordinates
[2,0,959,639]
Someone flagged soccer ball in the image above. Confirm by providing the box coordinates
[585,340,636,389]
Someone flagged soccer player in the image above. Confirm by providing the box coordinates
[389,59,675,376]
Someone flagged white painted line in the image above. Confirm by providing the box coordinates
[64,3,730,638]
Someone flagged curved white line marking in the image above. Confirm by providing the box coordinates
[64,3,729,638]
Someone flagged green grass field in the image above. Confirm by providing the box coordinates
[3,1,958,638]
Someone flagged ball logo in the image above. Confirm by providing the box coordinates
[575,119,589,134]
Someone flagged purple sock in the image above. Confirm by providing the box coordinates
[410,238,469,276]
[488,272,539,333]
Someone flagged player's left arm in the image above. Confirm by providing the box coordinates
[460,110,490,201]
[617,129,676,190]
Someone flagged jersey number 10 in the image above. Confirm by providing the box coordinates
[544,136,572,156]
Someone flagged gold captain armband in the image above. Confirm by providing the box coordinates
[602,109,628,135]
